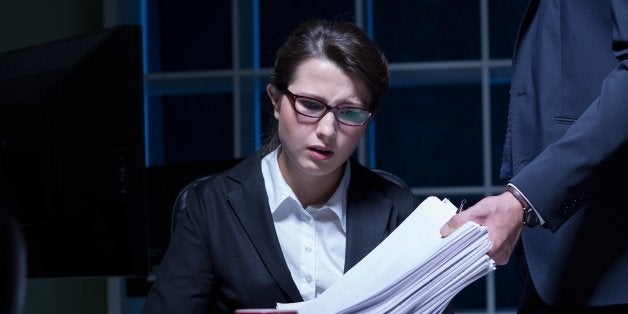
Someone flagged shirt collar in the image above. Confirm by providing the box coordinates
[261,147,349,230]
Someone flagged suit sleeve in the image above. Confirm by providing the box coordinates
[511,0,628,231]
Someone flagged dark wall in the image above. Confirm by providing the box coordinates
[0,0,102,53]
[0,2,113,313]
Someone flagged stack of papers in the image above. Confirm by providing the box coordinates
[276,196,495,314]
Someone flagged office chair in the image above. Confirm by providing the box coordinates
[170,168,409,236]
[371,168,408,189]
[0,203,27,314]
[170,174,215,236]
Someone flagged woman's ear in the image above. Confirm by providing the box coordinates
[267,84,281,118]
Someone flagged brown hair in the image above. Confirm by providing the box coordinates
[261,19,389,155]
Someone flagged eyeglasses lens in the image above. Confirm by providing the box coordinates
[293,96,370,126]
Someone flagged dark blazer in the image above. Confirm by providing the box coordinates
[142,152,419,313]
[506,0,628,307]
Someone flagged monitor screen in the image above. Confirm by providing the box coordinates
[0,25,148,277]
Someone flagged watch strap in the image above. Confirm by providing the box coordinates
[506,184,539,227]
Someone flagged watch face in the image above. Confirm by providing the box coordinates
[523,208,539,227]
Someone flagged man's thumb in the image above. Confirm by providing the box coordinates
[440,221,456,238]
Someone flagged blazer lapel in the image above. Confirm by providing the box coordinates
[344,162,394,271]
[226,157,303,301]
[223,156,396,296]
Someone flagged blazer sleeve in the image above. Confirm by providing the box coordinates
[142,185,215,313]
[511,0,628,231]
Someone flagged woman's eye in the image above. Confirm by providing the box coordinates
[299,99,325,111]
[340,109,364,120]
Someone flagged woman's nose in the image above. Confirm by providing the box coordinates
[316,111,337,138]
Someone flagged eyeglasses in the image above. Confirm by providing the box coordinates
[281,88,372,126]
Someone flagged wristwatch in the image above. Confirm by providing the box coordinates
[506,184,540,227]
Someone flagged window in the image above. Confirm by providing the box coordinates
[139,0,528,312]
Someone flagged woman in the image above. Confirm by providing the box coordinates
[142,19,421,313]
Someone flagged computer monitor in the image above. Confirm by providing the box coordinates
[0,25,148,277]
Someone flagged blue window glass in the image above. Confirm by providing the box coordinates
[373,1,480,62]
[162,94,233,164]
[157,0,231,71]
[491,82,511,184]
[375,84,483,187]
[489,0,529,59]
[259,0,354,67]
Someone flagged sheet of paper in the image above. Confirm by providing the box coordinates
[276,196,495,314]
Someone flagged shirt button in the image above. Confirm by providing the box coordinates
[305,275,312,283]
[305,247,312,253]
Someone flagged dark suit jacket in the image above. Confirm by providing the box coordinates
[506,0,628,307]
[142,152,419,313]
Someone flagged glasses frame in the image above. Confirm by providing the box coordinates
[280,88,373,126]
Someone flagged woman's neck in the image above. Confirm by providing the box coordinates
[278,153,344,208]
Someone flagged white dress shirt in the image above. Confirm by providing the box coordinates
[261,147,349,301]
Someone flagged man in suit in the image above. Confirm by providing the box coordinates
[441,1,628,312]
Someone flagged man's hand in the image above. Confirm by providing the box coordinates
[440,192,524,265]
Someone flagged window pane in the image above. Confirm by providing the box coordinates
[259,0,354,67]
[489,0,528,59]
[375,84,483,187]
[491,81,510,184]
[162,94,233,163]
[373,0,480,62]
[157,0,231,71]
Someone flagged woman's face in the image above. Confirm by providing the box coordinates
[268,58,371,180]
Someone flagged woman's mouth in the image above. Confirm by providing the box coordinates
[308,146,334,159]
